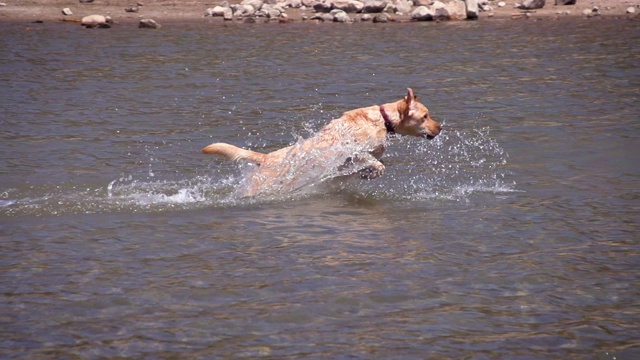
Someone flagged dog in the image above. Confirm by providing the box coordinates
[202,88,441,197]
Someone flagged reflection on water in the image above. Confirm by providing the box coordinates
[0,19,638,359]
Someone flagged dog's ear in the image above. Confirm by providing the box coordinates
[406,88,417,101]
[405,88,418,115]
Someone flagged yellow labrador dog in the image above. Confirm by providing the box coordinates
[203,88,441,197]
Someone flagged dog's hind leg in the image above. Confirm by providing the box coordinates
[202,142,266,165]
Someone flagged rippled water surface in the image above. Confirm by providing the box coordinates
[1,18,639,358]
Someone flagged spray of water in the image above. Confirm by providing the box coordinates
[1,122,516,216]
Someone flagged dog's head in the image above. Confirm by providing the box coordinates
[394,88,441,140]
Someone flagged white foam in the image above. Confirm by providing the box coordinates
[0,199,16,207]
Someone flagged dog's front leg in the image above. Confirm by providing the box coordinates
[358,158,385,179]
[337,153,385,180]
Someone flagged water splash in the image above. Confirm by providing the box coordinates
[234,139,383,199]
[406,126,517,201]
[228,120,516,202]
[0,173,239,217]
[1,123,515,216]
[106,175,220,208]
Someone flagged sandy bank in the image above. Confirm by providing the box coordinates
[0,0,638,25]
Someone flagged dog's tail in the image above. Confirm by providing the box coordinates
[202,142,266,165]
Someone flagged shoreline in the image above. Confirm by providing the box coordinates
[0,0,638,25]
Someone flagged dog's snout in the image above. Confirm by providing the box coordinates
[429,118,442,137]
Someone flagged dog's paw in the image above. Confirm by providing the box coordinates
[359,163,385,180]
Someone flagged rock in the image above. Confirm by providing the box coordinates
[479,3,493,12]
[333,9,351,22]
[627,6,636,14]
[582,6,600,16]
[313,1,332,13]
[362,0,387,13]
[229,4,242,15]
[318,13,332,21]
[411,6,434,20]
[262,4,283,17]
[81,14,112,28]
[232,4,255,16]
[431,1,446,17]
[79,0,94,3]
[124,7,139,13]
[373,12,390,22]
[241,0,264,11]
[61,8,73,16]
[206,6,229,17]
[465,0,479,19]
[224,8,234,20]
[395,0,412,14]
[478,0,492,11]
[286,0,303,8]
[434,0,467,20]
[554,0,575,5]
[497,1,506,7]
[414,0,432,6]
[139,18,161,28]
[361,13,372,21]
[517,0,545,10]
[333,0,364,13]
[311,12,335,21]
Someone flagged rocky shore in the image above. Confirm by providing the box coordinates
[0,0,637,26]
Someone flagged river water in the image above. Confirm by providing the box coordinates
[1,17,638,358]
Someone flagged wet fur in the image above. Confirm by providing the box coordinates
[202,88,441,197]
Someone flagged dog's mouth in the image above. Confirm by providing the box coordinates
[423,126,442,140]
[420,132,436,140]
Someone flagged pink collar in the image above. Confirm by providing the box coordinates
[379,106,395,134]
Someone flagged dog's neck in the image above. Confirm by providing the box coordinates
[379,105,395,134]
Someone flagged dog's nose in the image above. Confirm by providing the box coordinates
[432,120,442,135]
